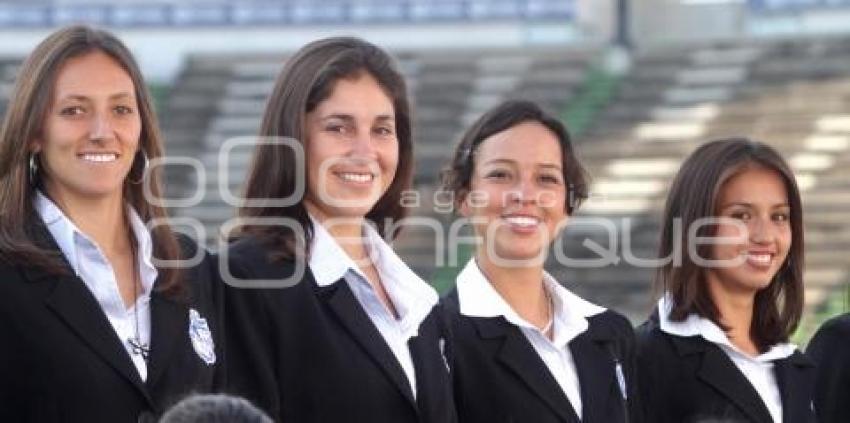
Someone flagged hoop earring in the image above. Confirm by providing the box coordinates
[28,153,39,184]
[129,151,149,185]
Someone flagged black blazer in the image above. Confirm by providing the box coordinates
[221,236,456,423]
[807,312,850,423]
[636,315,816,423]
[442,289,641,423]
[0,222,224,422]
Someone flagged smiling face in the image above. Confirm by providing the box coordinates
[34,50,141,203]
[706,166,792,295]
[302,72,399,221]
[461,121,568,265]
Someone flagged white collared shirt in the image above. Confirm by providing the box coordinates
[657,295,796,423]
[456,258,607,418]
[35,191,158,381]
[307,215,439,398]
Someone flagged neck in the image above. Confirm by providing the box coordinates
[308,206,369,263]
[706,272,758,354]
[44,186,130,255]
[475,252,550,330]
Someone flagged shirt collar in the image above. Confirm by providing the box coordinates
[456,258,606,347]
[307,214,439,333]
[657,294,797,362]
[34,190,158,295]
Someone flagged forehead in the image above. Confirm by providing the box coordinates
[52,50,135,99]
[314,72,394,116]
[717,165,789,206]
[475,121,563,167]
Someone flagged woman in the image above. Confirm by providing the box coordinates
[636,139,815,423]
[807,312,850,423]
[440,100,640,423]
[221,37,455,423]
[0,26,222,422]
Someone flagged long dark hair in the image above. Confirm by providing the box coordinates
[0,25,183,295]
[657,138,804,350]
[235,36,413,260]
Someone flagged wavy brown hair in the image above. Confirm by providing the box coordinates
[0,25,183,296]
[234,36,413,260]
[657,138,804,350]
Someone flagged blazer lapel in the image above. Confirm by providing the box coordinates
[775,350,816,422]
[24,221,153,406]
[316,276,417,407]
[569,324,619,422]
[673,337,773,423]
[474,317,580,423]
[145,289,186,389]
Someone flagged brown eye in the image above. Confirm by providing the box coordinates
[114,105,134,115]
[486,170,510,180]
[772,212,789,222]
[60,106,85,116]
[539,174,561,184]
[373,126,394,137]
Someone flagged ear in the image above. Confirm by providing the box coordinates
[457,190,471,217]
[29,139,43,154]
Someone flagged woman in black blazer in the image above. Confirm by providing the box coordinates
[636,139,815,423]
[0,26,222,422]
[220,37,455,423]
[439,100,640,423]
[807,312,850,423]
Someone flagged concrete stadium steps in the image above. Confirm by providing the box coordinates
[575,38,850,323]
[163,47,599,253]
[0,58,21,121]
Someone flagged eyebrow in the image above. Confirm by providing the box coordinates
[321,113,395,123]
[481,158,562,170]
[59,92,135,102]
[720,202,791,209]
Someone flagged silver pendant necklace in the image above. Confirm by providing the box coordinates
[126,238,149,361]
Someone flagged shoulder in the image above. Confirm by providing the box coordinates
[588,309,634,338]
[635,316,679,355]
[439,288,461,314]
[808,313,850,359]
[220,235,302,282]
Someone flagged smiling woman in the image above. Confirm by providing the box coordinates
[221,37,455,423]
[636,138,814,423]
[0,25,223,422]
[438,100,641,423]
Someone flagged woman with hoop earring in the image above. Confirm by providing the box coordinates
[0,26,223,422]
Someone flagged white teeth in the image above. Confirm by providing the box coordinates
[80,153,117,163]
[504,216,540,227]
[338,173,373,183]
[747,253,772,264]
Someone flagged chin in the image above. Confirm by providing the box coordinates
[490,244,546,266]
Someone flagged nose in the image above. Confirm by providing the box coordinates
[749,216,776,244]
[89,112,115,142]
[505,177,537,205]
[350,129,378,158]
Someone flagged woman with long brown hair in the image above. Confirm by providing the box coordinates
[637,138,815,423]
[221,37,455,422]
[0,25,222,422]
